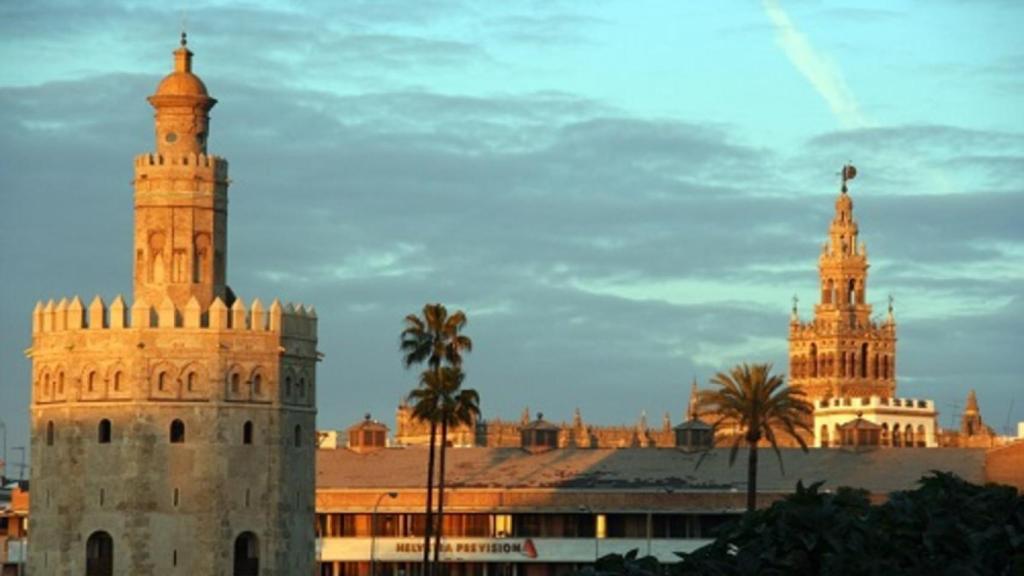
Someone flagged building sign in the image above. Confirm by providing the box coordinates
[392,539,538,559]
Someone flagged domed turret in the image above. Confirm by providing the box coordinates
[147,33,216,155]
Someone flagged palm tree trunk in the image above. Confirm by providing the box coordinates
[746,442,759,513]
[422,419,437,575]
[433,418,449,572]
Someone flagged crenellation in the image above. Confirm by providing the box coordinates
[55,298,68,331]
[31,294,318,341]
[89,295,105,329]
[209,297,229,329]
[131,297,150,329]
[158,296,177,328]
[110,295,126,328]
[184,296,202,328]
[251,298,266,331]
[231,297,247,329]
[68,297,85,329]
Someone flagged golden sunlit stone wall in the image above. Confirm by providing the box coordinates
[789,184,897,404]
[27,38,318,576]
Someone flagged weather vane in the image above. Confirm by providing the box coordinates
[840,162,857,193]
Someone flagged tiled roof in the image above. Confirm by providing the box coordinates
[317,446,987,494]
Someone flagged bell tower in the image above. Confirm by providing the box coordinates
[134,33,228,309]
[789,166,897,403]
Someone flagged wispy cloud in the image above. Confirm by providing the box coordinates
[762,0,868,129]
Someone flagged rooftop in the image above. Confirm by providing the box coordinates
[317,446,987,494]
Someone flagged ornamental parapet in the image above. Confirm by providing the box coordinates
[815,396,934,413]
[31,295,316,341]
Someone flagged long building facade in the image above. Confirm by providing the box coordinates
[27,36,318,575]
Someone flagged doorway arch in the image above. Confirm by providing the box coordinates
[233,531,259,576]
[86,531,114,576]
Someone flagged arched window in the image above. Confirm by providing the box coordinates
[88,371,97,392]
[243,421,253,445]
[157,371,167,392]
[58,371,65,395]
[294,424,302,448]
[848,279,856,305]
[860,343,869,378]
[46,420,54,446]
[820,425,830,448]
[917,425,926,447]
[43,373,51,397]
[170,419,185,444]
[98,419,112,444]
[113,371,122,392]
[231,372,241,395]
[824,279,834,304]
[252,373,262,396]
[810,344,818,378]
[882,355,890,379]
[297,378,306,398]
[284,376,292,398]
[86,530,114,576]
[233,532,259,576]
[881,423,890,446]
[873,354,880,379]
[187,371,197,392]
[904,425,914,448]
[892,424,901,447]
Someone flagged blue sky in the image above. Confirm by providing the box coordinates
[1,0,1022,462]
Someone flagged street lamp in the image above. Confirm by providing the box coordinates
[578,504,598,565]
[371,491,398,576]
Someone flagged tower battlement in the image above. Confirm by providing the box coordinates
[134,152,228,180]
[31,295,316,340]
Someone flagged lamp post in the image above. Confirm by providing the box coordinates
[578,504,598,565]
[371,491,398,576]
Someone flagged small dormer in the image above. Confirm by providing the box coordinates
[348,413,389,454]
[521,412,559,454]
[674,418,713,452]
[838,413,881,450]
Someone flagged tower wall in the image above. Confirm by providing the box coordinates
[28,38,319,576]
[28,296,317,575]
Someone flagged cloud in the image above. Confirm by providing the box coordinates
[762,0,868,129]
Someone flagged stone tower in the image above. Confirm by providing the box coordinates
[28,36,318,576]
[789,166,896,404]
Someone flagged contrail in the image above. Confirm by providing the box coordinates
[762,0,869,129]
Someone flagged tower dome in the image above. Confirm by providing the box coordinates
[147,33,216,156]
[151,33,211,98]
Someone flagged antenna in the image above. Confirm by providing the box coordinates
[944,400,962,430]
[180,4,189,46]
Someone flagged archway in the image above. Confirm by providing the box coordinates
[86,531,114,576]
[233,532,259,576]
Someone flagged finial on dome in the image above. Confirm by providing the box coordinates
[181,31,188,47]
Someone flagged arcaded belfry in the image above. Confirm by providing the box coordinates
[28,35,318,575]
[788,165,897,403]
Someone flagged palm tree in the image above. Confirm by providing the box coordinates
[400,304,472,574]
[432,370,479,569]
[408,367,481,569]
[697,363,812,512]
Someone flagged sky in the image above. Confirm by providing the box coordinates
[1,0,1022,468]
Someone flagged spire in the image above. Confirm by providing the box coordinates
[687,378,699,421]
[965,389,979,414]
[791,294,799,323]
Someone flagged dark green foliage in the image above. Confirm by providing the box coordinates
[675,472,1024,576]
[576,549,665,576]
